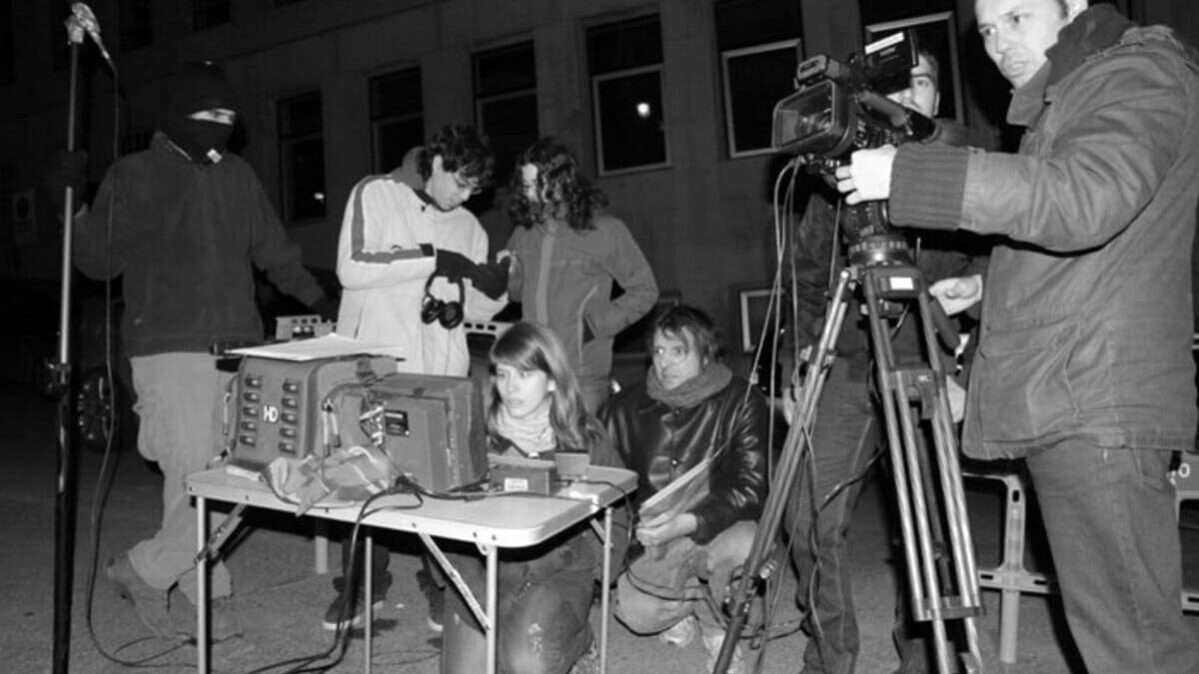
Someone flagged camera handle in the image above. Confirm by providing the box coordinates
[711,262,984,674]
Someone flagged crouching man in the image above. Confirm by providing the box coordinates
[601,305,770,674]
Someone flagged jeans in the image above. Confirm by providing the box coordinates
[1026,440,1199,674]
[615,520,756,635]
[441,527,597,674]
[128,352,234,603]
[783,357,878,674]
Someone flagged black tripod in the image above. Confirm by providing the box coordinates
[712,230,984,674]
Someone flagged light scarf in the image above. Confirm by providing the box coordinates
[492,402,556,457]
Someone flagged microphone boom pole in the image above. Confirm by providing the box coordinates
[51,6,91,672]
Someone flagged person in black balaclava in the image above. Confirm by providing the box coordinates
[160,61,239,164]
[46,61,338,645]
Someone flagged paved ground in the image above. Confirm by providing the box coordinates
[3,382,1197,673]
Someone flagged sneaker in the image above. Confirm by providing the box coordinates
[416,567,444,633]
[321,572,391,631]
[701,626,745,674]
[105,553,175,639]
[658,615,698,648]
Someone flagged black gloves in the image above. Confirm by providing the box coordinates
[434,249,509,300]
[434,248,477,282]
[471,257,510,300]
[43,149,89,215]
[309,296,340,322]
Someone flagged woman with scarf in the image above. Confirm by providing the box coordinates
[441,322,624,674]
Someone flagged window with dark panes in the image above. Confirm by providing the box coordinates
[118,0,153,52]
[0,0,13,85]
[716,0,802,157]
[278,92,326,223]
[587,15,668,175]
[473,41,538,187]
[193,0,231,30]
[369,68,424,175]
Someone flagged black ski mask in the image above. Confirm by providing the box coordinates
[161,62,237,164]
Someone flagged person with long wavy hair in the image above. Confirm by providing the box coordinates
[441,322,626,674]
[503,138,659,413]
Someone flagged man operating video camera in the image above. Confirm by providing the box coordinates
[836,1,1199,672]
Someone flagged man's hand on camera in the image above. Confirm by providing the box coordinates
[835,145,897,205]
[929,274,983,316]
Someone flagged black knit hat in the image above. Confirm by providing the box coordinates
[166,61,236,118]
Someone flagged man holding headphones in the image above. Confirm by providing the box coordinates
[329,124,509,630]
[335,124,509,373]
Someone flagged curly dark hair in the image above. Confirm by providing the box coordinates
[418,124,495,188]
[508,138,608,232]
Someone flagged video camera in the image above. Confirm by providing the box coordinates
[772,31,938,163]
[771,31,939,264]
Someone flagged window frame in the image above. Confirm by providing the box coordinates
[720,38,801,159]
[368,66,424,175]
[472,40,538,188]
[590,63,670,176]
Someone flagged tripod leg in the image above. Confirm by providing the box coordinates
[710,271,856,674]
[859,270,985,674]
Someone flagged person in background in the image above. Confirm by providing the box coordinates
[326,125,509,632]
[602,305,770,674]
[45,61,337,642]
[837,1,1199,671]
[441,322,623,674]
[505,138,659,413]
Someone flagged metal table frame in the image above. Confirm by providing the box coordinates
[187,465,635,674]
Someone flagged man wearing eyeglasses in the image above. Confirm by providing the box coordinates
[329,123,510,631]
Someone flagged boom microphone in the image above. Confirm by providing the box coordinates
[66,2,113,67]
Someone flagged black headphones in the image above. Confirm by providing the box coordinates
[420,273,465,329]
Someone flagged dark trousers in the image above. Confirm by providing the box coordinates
[441,528,597,674]
[784,357,928,674]
[338,536,390,594]
[1025,441,1199,674]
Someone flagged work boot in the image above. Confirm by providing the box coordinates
[105,553,175,639]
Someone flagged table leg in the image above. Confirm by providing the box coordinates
[314,520,329,575]
[485,545,498,674]
[364,529,372,674]
[601,507,612,674]
[196,495,208,674]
